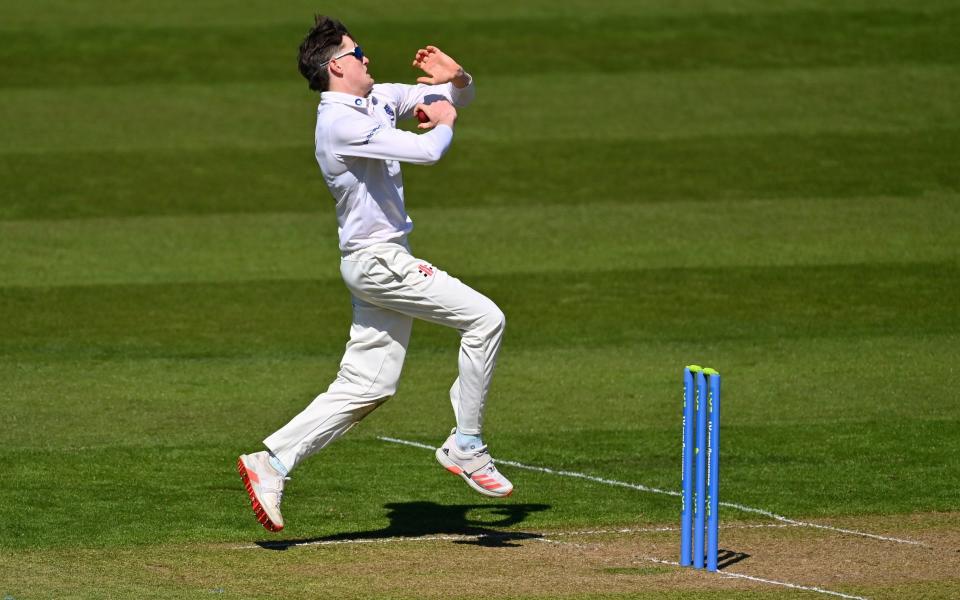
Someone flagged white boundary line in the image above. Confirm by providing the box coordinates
[377,436,926,547]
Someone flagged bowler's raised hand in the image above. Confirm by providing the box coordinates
[412,45,470,88]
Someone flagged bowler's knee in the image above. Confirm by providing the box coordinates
[366,360,404,399]
[336,352,405,401]
[475,305,506,339]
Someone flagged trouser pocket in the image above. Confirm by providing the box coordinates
[377,248,438,288]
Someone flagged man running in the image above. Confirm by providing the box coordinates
[237,16,513,532]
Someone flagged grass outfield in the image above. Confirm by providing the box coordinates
[1,1,959,598]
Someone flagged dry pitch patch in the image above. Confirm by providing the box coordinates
[1,513,956,599]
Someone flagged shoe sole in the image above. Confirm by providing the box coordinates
[435,448,513,498]
[237,456,284,532]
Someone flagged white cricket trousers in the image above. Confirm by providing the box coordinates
[264,242,505,472]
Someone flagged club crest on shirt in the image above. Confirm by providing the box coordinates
[383,105,395,121]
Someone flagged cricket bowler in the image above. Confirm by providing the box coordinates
[237,15,513,532]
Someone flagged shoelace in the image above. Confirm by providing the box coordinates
[469,445,490,458]
[263,477,290,510]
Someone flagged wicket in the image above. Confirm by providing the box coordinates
[680,365,720,571]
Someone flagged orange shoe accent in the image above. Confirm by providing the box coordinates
[237,457,283,532]
[446,465,464,475]
[471,473,509,492]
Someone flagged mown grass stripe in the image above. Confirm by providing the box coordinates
[1,65,956,154]
[4,0,959,30]
[6,0,960,28]
[2,10,958,89]
[1,262,956,360]
[1,194,957,287]
[2,128,958,220]
[3,334,957,443]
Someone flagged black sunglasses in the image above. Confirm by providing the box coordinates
[320,46,363,68]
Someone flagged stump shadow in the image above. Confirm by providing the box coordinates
[717,548,751,570]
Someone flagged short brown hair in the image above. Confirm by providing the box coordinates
[298,15,351,93]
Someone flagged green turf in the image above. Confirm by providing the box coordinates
[2,1,959,598]
[4,9,959,90]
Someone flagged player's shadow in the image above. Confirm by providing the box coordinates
[256,501,551,551]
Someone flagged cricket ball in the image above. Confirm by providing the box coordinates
[416,109,429,124]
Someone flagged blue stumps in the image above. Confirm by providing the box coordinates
[693,369,708,568]
[680,365,721,572]
[705,368,721,571]
[680,366,697,566]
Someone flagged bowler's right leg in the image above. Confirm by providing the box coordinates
[263,302,412,470]
[238,299,412,532]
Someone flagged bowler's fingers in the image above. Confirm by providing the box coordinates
[412,46,439,68]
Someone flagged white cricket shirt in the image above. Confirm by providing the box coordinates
[314,79,475,252]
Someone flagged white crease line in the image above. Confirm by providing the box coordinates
[378,436,927,547]
[237,533,870,600]
[641,557,870,600]
[232,534,473,550]
[554,527,677,537]
[721,571,870,600]
[534,537,589,549]
[232,523,802,550]
[233,531,872,599]
[551,523,799,537]
[540,536,872,600]
[531,538,871,600]
[716,502,926,547]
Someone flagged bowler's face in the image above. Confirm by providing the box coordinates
[337,35,374,95]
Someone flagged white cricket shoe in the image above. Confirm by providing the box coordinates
[237,452,288,532]
[435,430,514,498]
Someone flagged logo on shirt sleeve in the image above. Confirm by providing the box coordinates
[362,125,382,145]
[384,105,395,121]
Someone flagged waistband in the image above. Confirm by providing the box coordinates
[341,239,411,259]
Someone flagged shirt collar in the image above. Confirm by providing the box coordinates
[320,91,370,111]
